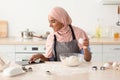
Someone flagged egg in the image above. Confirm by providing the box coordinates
[79,38,84,45]
[112,62,118,69]
[103,62,111,69]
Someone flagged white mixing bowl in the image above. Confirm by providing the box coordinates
[60,53,83,67]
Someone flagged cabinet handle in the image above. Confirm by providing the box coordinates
[112,48,120,50]
[24,47,27,50]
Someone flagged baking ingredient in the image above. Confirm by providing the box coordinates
[61,56,80,67]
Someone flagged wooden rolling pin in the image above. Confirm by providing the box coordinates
[0,21,8,38]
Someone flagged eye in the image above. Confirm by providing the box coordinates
[49,19,56,23]
[51,19,56,23]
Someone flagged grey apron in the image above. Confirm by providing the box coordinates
[53,25,80,61]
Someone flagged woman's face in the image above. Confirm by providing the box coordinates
[48,16,63,32]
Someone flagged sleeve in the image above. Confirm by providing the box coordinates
[74,27,89,49]
[44,33,54,58]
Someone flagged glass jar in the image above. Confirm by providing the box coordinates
[112,26,120,39]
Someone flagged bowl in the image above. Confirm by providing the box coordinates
[60,53,83,67]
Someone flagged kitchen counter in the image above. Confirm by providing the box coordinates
[0,62,120,80]
[0,37,46,45]
[0,37,120,45]
[90,38,120,45]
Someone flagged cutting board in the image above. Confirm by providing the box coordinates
[0,21,8,38]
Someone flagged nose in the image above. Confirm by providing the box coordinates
[49,23,52,27]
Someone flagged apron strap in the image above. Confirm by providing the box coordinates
[53,35,57,61]
[69,24,76,40]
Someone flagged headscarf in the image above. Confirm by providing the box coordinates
[48,6,73,42]
[48,6,72,27]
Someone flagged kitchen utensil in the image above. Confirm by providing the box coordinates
[116,6,120,26]
[0,21,8,38]
[21,29,34,39]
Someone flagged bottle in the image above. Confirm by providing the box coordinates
[95,19,102,38]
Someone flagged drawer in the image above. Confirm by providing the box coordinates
[90,45,102,53]
[15,45,45,53]
[103,45,120,53]
[103,53,120,62]
[0,52,15,61]
[15,52,45,61]
[15,53,33,61]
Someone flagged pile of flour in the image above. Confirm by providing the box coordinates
[62,56,80,67]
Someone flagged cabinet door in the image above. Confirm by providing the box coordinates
[0,45,15,62]
[90,45,102,62]
[103,45,120,62]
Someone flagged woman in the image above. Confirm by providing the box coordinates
[29,7,91,62]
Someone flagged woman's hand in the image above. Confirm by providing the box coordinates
[29,53,48,62]
[79,38,91,61]
[79,38,89,48]
[82,39,89,47]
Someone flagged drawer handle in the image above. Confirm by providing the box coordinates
[113,48,120,50]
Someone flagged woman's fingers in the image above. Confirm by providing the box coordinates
[29,54,39,61]
[83,40,89,46]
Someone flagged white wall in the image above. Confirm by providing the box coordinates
[0,0,118,37]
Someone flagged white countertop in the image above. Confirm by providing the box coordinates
[0,62,120,80]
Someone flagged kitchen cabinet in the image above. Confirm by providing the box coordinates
[90,45,103,62]
[90,44,120,63]
[15,45,45,61]
[0,45,15,62]
[102,45,120,62]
